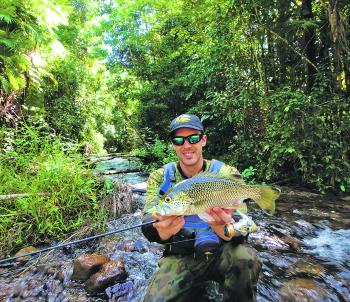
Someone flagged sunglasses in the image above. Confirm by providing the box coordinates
[171,133,203,146]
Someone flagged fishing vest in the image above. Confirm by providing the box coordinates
[158,159,224,255]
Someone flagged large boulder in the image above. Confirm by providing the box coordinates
[279,278,329,302]
[71,254,109,281]
[85,259,128,294]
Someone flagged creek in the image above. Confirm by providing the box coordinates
[0,156,349,302]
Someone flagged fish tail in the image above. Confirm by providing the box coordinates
[255,186,280,215]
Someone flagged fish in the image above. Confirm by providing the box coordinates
[146,173,280,216]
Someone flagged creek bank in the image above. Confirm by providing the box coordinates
[0,157,349,301]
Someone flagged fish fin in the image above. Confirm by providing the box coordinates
[191,172,245,183]
[198,213,215,223]
[255,186,281,215]
[236,202,248,214]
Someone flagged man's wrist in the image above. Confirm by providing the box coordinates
[159,232,173,241]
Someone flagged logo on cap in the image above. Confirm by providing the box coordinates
[176,115,191,123]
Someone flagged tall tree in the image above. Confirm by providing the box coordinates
[0,0,68,124]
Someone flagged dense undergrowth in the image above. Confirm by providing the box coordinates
[132,138,178,172]
[0,123,108,257]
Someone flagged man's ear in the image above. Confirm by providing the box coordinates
[201,134,207,147]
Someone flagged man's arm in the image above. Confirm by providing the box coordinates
[141,168,184,243]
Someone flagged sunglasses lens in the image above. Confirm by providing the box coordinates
[188,134,202,144]
[171,137,185,145]
[171,134,202,145]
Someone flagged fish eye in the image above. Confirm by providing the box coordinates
[165,197,171,202]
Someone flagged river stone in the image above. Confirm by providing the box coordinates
[54,271,66,283]
[45,279,65,302]
[288,260,326,277]
[116,239,149,253]
[85,259,128,294]
[292,220,316,237]
[72,254,109,281]
[44,266,56,276]
[279,278,329,301]
[14,246,38,263]
[280,235,301,251]
[106,280,134,300]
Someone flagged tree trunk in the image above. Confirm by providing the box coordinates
[301,0,317,94]
[276,1,291,85]
[319,7,332,90]
[327,0,345,93]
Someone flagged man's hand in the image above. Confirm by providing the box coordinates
[205,207,238,240]
[152,214,185,241]
[205,207,234,225]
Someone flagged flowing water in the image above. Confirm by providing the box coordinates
[0,157,349,302]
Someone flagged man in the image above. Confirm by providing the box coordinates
[141,114,261,302]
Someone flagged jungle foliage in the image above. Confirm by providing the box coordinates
[0,121,107,257]
[1,0,350,196]
[101,0,350,192]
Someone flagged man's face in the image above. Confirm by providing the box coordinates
[171,128,207,167]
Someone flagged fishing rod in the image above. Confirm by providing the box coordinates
[0,208,258,265]
[0,219,156,265]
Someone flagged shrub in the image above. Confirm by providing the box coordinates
[0,123,107,257]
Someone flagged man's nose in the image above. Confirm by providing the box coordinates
[182,139,192,147]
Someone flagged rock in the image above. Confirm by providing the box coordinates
[45,266,56,276]
[340,195,350,202]
[292,220,317,238]
[85,259,128,294]
[44,279,64,295]
[288,260,326,277]
[106,279,148,302]
[71,254,109,281]
[106,280,134,300]
[27,279,42,291]
[14,246,38,263]
[44,279,65,302]
[0,284,15,300]
[280,235,301,251]
[19,288,31,299]
[248,232,290,250]
[116,239,149,253]
[279,278,329,301]
[134,240,149,253]
[14,279,43,299]
[54,271,66,283]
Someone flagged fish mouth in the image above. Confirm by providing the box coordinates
[158,203,186,216]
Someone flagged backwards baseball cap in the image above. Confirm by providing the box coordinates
[169,114,204,134]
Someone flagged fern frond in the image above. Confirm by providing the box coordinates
[0,75,10,93]
[0,4,17,24]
